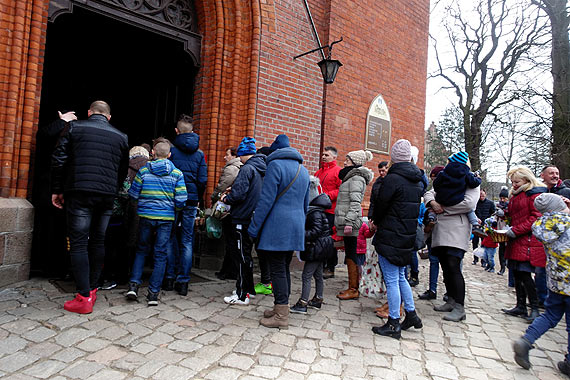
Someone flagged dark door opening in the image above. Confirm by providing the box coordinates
[31,6,198,276]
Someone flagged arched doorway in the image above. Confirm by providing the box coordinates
[31,0,201,276]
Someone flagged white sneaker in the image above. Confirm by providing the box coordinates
[224,293,250,305]
[232,290,255,299]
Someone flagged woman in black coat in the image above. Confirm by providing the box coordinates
[371,139,424,339]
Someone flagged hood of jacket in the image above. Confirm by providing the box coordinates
[267,146,303,164]
[309,193,332,210]
[129,155,148,172]
[245,154,267,175]
[344,166,374,184]
[224,157,243,170]
[442,162,470,179]
[526,186,548,196]
[388,161,424,183]
[173,133,200,154]
[148,159,175,176]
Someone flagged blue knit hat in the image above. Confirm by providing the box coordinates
[269,134,290,152]
[448,151,469,165]
[236,137,257,157]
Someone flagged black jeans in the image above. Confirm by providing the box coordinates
[219,217,238,277]
[514,270,539,308]
[472,235,480,262]
[263,250,293,305]
[324,213,337,271]
[343,236,358,263]
[498,243,506,270]
[433,246,465,306]
[257,250,272,284]
[66,192,114,297]
[231,223,255,301]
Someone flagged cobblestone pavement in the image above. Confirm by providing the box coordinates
[0,257,568,380]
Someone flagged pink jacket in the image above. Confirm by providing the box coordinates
[357,222,375,254]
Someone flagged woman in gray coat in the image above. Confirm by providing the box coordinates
[335,150,374,300]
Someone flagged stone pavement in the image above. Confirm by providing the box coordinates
[0,257,568,380]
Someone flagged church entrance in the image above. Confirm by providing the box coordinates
[31,1,200,276]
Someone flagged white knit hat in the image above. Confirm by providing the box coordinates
[347,150,373,166]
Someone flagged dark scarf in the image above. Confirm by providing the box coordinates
[339,165,360,181]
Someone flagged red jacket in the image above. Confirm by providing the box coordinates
[481,235,498,249]
[505,187,547,267]
[314,160,342,214]
[357,222,375,254]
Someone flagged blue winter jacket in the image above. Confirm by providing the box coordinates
[169,133,208,205]
[224,154,267,224]
[433,162,481,207]
[248,147,310,251]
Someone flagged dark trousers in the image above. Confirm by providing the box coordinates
[66,192,114,297]
[324,213,337,271]
[257,250,272,284]
[232,223,254,301]
[263,250,293,305]
[343,236,358,263]
[472,235,480,263]
[514,270,539,308]
[433,246,465,306]
[218,217,238,277]
[301,260,324,301]
[102,218,129,285]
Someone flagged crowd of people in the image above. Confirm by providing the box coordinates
[47,101,570,375]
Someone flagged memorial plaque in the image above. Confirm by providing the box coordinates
[365,94,391,154]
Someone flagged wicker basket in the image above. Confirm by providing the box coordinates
[489,230,509,243]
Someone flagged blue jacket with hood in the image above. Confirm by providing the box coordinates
[224,154,267,224]
[248,147,310,251]
[169,133,208,205]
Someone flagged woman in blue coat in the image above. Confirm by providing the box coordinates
[249,134,310,329]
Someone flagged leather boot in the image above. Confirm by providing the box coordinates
[375,302,389,318]
[337,259,359,300]
[526,308,540,323]
[502,282,528,317]
[513,336,533,369]
[401,309,423,330]
[443,303,466,322]
[263,305,276,318]
[260,304,289,330]
[434,297,456,312]
[372,317,401,340]
[408,271,419,287]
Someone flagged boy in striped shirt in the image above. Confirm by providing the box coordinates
[126,142,187,306]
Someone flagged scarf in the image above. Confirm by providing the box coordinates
[339,165,360,181]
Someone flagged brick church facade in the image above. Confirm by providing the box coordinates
[0,0,429,285]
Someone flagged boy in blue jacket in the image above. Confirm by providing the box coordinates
[126,142,187,306]
[220,137,266,305]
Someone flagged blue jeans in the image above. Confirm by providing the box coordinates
[535,267,547,304]
[378,255,416,319]
[66,192,114,296]
[484,247,496,269]
[428,249,439,293]
[130,218,173,293]
[166,205,197,283]
[524,291,570,361]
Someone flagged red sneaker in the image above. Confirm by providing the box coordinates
[63,294,93,314]
[90,288,98,305]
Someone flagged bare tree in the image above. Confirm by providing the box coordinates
[431,0,549,171]
[532,0,570,178]
[425,107,465,170]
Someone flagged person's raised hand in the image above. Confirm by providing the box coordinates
[58,111,77,122]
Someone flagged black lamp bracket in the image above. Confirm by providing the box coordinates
[293,37,343,60]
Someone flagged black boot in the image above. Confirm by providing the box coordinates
[497,267,505,275]
[400,310,423,330]
[408,271,419,287]
[513,337,533,369]
[526,308,540,323]
[558,359,570,376]
[503,280,528,317]
[502,305,528,317]
[162,277,175,291]
[372,317,401,340]
[174,282,188,296]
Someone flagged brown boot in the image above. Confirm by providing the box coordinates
[337,259,359,300]
[263,305,276,318]
[260,304,289,329]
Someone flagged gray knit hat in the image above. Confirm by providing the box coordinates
[347,150,373,166]
[534,193,567,214]
[391,139,412,163]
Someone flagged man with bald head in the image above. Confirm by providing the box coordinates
[51,100,129,314]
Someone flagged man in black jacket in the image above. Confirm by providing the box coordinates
[541,165,570,198]
[51,101,129,314]
[472,189,495,265]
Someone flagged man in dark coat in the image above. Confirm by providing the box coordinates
[51,100,129,314]
[541,165,570,198]
[164,114,208,296]
[221,137,267,306]
[472,189,496,265]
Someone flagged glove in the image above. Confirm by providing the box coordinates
[505,227,516,239]
[344,225,353,235]
[496,209,505,217]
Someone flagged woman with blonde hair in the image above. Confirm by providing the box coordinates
[501,166,547,322]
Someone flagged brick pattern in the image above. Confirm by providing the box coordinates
[0,0,48,198]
